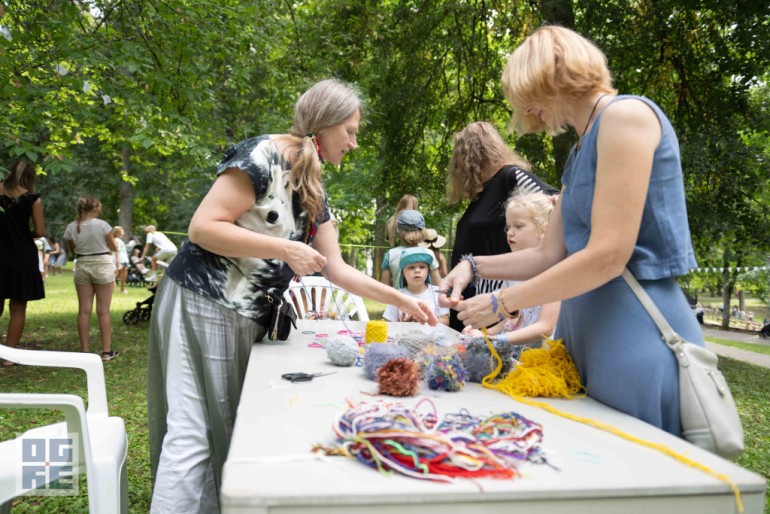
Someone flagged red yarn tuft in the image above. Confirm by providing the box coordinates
[377,358,420,397]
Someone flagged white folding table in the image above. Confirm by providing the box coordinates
[221,320,765,513]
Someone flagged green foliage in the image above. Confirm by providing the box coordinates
[718,357,770,505]
[0,0,768,266]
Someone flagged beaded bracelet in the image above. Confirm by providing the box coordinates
[490,291,519,321]
[460,253,481,287]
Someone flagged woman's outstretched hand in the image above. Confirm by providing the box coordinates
[283,241,327,276]
[398,296,439,326]
[455,292,499,329]
[438,260,472,307]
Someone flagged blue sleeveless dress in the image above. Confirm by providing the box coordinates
[555,95,702,436]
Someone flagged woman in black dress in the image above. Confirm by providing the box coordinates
[446,122,558,331]
[0,160,46,366]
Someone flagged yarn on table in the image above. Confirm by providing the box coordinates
[395,329,436,358]
[463,337,514,383]
[317,400,546,481]
[427,351,466,392]
[326,336,359,366]
[365,320,388,344]
[483,336,584,398]
[376,358,420,397]
[363,343,411,380]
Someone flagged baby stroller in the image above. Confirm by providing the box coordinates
[125,247,151,287]
[123,284,158,325]
[125,261,150,287]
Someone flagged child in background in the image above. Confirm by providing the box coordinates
[63,194,119,360]
[421,228,448,278]
[380,210,440,289]
[34,237,47,283]
[386,194,419,247]
[463,191,560,359]
[113,226,129,293]
[383,247,449,325]
[47,235,63,276]
[130,246,149,276]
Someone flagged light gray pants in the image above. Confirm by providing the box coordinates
[147,279,265,513]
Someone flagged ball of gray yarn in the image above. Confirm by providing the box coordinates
[463,337,514,383]
[326,336,359,367]
[363,343,411,380]
[395,331,435,357]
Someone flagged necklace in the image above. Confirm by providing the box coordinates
[576,93,609,150]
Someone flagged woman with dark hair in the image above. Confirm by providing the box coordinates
[147,79,438,512]
[0,160,45,367]
[446,121,558,331]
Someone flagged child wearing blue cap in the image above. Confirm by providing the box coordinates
[380,209,440,288]
[383,246,450,325]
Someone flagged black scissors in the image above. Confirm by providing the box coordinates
[281,371,337,383]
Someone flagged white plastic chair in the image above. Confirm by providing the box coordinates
[284,276,370,321]
[0,345,128,513]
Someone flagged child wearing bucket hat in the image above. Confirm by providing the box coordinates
[420,228,448,278]
[383,246,450,325]
[380,210,440,289]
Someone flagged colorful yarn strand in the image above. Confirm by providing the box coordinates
[480,329,743,512]
[317,399,547,482]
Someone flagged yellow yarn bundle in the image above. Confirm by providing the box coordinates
[479,330,743,512]
[482,335,585,398]
[365,321,388,344]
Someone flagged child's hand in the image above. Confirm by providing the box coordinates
[461,326,483,337]
[397,296,438,326]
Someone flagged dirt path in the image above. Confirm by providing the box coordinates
[701,325,770,369]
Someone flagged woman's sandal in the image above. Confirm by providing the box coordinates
[101,350,120,361]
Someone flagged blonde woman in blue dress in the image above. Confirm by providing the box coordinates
[441,26,703,438]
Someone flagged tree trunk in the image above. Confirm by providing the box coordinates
[374,192,387,280]
[539,0,578,180]
[721,247,732,329]
[373,134,389,279]
[118,144,134,241]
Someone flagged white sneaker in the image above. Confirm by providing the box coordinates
[147,273,158,282]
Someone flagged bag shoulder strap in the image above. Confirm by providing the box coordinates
[621,268,684,354]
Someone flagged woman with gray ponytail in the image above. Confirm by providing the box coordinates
[147,79,438,513]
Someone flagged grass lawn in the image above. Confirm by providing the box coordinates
[706,337,770,356]
[1,273,768,512]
